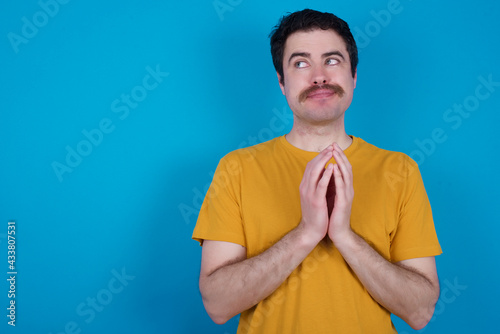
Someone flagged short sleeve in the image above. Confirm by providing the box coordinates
[192,154,246,247]
[390,156,442,262]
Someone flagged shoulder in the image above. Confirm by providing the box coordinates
[220,137,282,165]
[354,137,413,165]
[352,137,421,185]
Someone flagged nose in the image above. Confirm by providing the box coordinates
[312,65,328,85]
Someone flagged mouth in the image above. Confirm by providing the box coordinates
[298,84,345,103]
[307,89,336,99]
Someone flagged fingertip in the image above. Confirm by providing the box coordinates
[334,143,343,153]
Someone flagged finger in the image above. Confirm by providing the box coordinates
[304,145,332,176]
[332,150,346,181]
[333,147,352,187]
[316,163,334,197]
[333,164,345,198]
[333,143,351,168]
[305,146,334,186]
[301,147,332,196]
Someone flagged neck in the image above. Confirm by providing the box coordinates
[286,119,352,152]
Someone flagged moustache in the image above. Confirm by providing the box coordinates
[298,84,345,103]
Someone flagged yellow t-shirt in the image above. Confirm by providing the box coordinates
[193,135,442,334]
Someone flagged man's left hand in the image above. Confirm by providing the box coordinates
[327,143,354,244]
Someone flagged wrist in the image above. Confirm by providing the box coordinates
[331,228,356,251]
[295,221,323,251]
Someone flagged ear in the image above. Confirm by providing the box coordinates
[277,72,286,95]
[353,69,357,89]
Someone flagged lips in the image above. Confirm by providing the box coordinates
[307,89,335,99]
[298,84,345,103]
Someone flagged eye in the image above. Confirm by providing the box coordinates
[326,58,339,66]
[294,61,309,68]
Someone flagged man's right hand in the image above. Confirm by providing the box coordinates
[298,145,335,244]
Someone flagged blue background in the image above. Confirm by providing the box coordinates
[1,0,499,333]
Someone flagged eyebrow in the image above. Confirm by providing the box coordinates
[288,50,346,65]
[323,51,345,60]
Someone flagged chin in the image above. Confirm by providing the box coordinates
[302,113,343,126]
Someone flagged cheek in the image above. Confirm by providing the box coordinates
[341,79,355,95]
[285,79,302,97]
[288,86,302,103]
[282,82,294,99]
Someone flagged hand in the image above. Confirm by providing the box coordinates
[298,145,335,245]
[327,143,354,244]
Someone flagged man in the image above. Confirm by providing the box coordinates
[193,9,442,333]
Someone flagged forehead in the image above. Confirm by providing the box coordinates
[283,29,348,57]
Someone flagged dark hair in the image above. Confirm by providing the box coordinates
[269,9,358,84]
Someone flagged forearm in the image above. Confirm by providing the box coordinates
[200,224,318,324]
[334,231,439,330]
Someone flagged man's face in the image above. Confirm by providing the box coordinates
[278,29,357,126]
